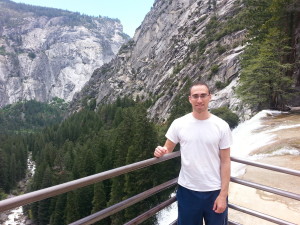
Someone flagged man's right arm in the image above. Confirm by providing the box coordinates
[154,139,176,157]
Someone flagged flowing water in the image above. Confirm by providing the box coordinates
[2,153,35,225]
[157,110,300,224]
[4,207,25,225]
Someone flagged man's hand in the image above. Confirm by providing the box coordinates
[213,195,227,213]
[154,146,168,157]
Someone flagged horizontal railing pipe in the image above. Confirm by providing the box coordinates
[231,156,300,177]
[1,152,299,225]
[0,151,181,213]
[230,177,300,201]
[228,221,242,225]
[229,203,297,225]
[69,178,178,225]
[170,219,242,224]
[124,196,177,225]
[169,220,177,225]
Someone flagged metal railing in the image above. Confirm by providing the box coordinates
[229,157,300,225]
[0,151,180,212]
[0,151,299,225]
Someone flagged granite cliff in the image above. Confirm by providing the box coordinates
[0,0,129,107]
[71,0,250,121]
[71,0,300,121]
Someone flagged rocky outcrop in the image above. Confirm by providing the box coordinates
[0,0,129,107]
[71,0,251,121]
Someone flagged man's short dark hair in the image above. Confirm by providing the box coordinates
[189,81,211,95]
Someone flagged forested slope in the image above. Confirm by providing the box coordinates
[0,99,66,200]
[23,97,180,225]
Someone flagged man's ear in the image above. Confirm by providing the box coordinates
[188,96,192,104]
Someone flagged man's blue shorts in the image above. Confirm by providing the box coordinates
[176,185,228,225]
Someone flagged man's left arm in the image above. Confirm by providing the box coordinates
[213,148,231,213]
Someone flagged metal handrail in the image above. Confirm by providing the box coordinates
[170,218,243,224]
[230,156,300,225]
[228,203,297,225]
[71,156,300,225]
[124,196,177,225]
[230,177,300,201]
[69,178,178,225]
[228,221,242,225]
[0,151,180,212]
[0,153,299,225]
[171,219,242,225]
[231,156,300,177]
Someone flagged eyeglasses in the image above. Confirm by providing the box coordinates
[190,94,210,99]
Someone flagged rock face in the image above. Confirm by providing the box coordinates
[71,0,251,121]
[0,0,129,107]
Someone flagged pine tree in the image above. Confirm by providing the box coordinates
[70,147,95,218]
[124,106,159,224]
[17,138,27,179]
[50,194,67,225]
[167,78,191,126]
[9,153,16,189]
[108,107,135,225]
[91,164,109,225]
[92,181,106,214]
[237,0,294,109]
[37,166,52,225]
[29,161,48,222]
[77,185,94,218]
[65,191,80,224]
[0,148,8,191]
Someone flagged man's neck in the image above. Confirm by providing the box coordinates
[192,111,211,120]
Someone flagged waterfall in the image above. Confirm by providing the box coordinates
[231,110,300,176]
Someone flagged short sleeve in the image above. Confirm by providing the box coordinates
[165,119,180,144]
[219,123,232,150]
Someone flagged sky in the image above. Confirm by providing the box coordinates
[11,0,155,37]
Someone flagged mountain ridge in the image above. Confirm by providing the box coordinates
[70,0,250,121]
[0,0,129,107]
[71,0,300,121]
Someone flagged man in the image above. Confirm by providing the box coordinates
[154,82,232,225]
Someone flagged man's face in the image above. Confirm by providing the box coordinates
[188,85,211,113]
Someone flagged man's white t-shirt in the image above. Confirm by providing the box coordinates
[166,113,232,192]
